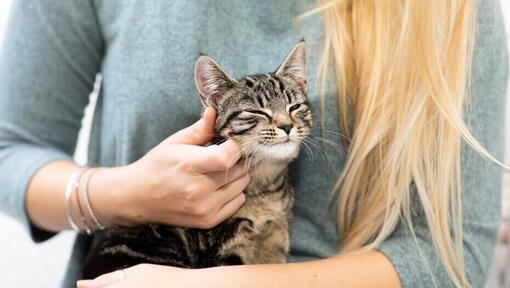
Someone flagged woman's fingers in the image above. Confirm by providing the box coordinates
[118,107,246,229]
[179,173,249,229]
[206,162,248,187]
[161,106,243,173]
[212,173,250,210]
[77,266,144,288]
[184,140,242,173]
[213,192,247,225]
[76,270,125,288]
[164,107,216,146]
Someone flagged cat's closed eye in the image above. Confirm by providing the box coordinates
[245,110,272,121]
[288,104,302,113]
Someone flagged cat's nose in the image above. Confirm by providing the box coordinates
[277,124,293,134]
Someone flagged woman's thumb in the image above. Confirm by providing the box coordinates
[164,107,216,145]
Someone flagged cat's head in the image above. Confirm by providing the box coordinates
[194,41,311,163]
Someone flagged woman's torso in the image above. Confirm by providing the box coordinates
[61,0,508,287]
[88,0,344,266]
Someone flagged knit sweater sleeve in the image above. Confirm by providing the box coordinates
[0,0,103,242]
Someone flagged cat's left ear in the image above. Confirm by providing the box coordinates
[275,40,307,94]
[195,55,237,108]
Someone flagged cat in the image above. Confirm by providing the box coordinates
[82,41,312,279]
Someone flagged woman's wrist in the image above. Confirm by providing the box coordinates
[88,165,139,228]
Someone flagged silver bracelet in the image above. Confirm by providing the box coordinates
[65,168,83,232]
[74,167,93,235]
[83,168,106,231]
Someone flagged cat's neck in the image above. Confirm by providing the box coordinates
[212,137,291,192]
[245,159,288,193]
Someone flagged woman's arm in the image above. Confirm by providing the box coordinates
[26,109,250,233]
[77,250,401,288]
[204,251,400,288]
[0,0,103,241]
[1,0,249,239]
[26,160,81,232]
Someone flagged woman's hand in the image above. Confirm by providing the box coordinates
[76,264,199,288]
[93,107,250,229]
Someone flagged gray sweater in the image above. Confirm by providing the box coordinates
[0,0,507,287]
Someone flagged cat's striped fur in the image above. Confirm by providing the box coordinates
[82,41,311,278]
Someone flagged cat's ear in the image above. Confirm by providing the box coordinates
[275,40,307,94]
[195,55,236,108]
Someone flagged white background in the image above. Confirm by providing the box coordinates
[0,1,509,287]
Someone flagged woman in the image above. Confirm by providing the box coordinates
[0,0,507,287]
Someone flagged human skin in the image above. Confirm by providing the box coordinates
[26,107,250,231]
[76,250,400,288]
[26,107,400,288]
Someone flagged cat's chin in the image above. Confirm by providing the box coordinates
[248,141,300,162]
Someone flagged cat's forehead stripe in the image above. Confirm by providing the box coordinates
[242,74,296,105]
[256,94,265,107]
[275,77,286,93]
[263,89,271,103]
[285,90,292,103]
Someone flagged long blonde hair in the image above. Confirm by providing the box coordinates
[305,1,506,287]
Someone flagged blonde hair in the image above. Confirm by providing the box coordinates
[303,0,507,287]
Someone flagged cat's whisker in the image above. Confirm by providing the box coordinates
[246,140,259,169]
[306,137,344,169]
[240,137,260,169]
[301,138,314,159]
[299,140,314,161]
[308,137,338,164]
[247,143,262,169]
[312,136,347,155]
[303,139,327,163]
[244,144,255,169]
[247,146,259,169]
[325,130,351,143]
[253,148,265,172]
[302,137,330,166]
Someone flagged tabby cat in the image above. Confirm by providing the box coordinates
[82,41,312,279]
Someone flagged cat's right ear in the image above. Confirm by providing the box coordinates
[195,55,236,108]
[275,41,307,94]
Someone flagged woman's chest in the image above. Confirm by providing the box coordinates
[90,1,345,257]
[94,1,329,162]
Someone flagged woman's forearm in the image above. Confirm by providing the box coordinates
[25,160,126,232]
[25,160,79,232]
[77,250,401,288]
[25,110,247,233]
[203,250,400,288]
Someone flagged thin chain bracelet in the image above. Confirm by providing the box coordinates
[65,167,84,232]
[74,167,94,235]
[83,168,106,231]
